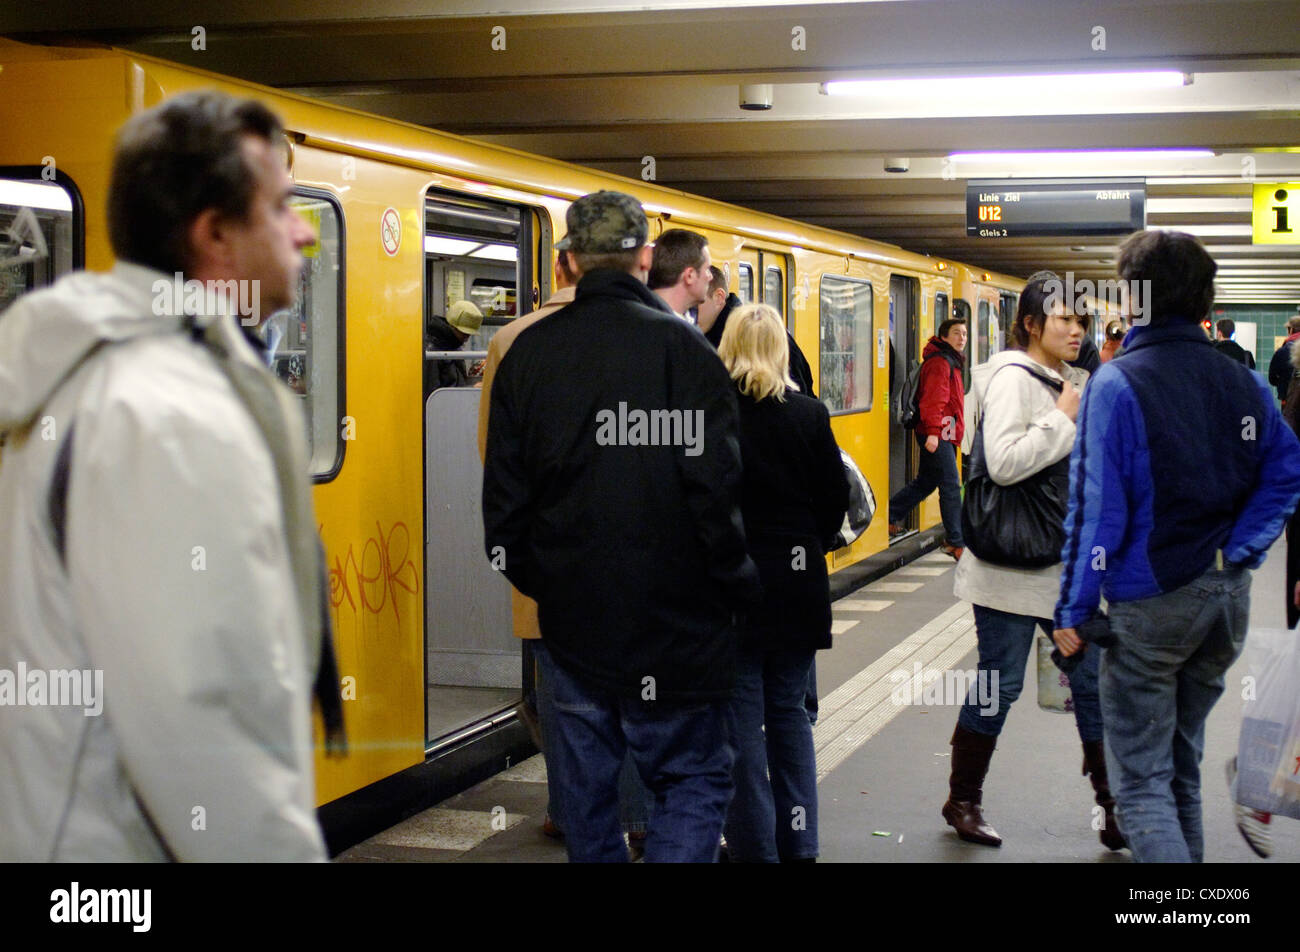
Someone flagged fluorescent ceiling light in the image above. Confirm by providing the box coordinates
[824,71,1186,99]
[1157,224,1254,238]
[950,150,1214,162]
[0,180,72,212]
[469,243,518,262]
[424,235,480,256]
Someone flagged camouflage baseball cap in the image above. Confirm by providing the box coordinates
[554,190,648,253]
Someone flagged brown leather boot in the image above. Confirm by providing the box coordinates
[941,725,1002,846]
[1082,740,1127,851]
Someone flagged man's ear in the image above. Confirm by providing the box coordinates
[636,244,654,275]
[185,207,228,277]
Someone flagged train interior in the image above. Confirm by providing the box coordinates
[0,174,75,312]
[887,274,919,536]
[422,192,528,746]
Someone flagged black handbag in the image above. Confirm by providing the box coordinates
[960,364,1071,569]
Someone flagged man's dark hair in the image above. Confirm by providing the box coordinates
[706,265,727,296]
[648,229,708,290]
[108,90,284,276]
[1010,270,1062,349]
[937,317,966,339]
[1116,230,1217,327]
[1216,317,1235,339]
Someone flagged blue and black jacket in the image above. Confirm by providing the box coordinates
[1055,321,1300,629]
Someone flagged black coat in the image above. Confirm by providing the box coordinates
[1069,334,1101,375]
[426,314,469,389]
[483,269,762,701]
[735,387,850,651]
[1213,339,1255,369]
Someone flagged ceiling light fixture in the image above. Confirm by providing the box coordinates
[823,71,1188,99]
[949,149,1214,162]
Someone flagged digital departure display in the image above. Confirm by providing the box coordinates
[965,180,1146,238]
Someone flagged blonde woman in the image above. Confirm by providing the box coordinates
[717,304,850,862]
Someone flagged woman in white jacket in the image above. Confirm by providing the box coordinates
[941,272,1124,852]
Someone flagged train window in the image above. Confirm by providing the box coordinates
[934,292,950,327]
[764,267,783,317]
[0,175,79,314]
[424,195,522,387]
[819,275,873,415]
[737,263,754,304]
[275,192,344,480]
[977,300,992,366]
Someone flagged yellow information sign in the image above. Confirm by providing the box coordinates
[1253,183,1300,244]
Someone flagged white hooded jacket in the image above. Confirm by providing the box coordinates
[0,262,327,861]
[953,349,1089,619]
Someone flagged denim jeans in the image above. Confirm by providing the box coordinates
[532,641,653,835]
[1101,565,1250,863]
[535,644,733,863]
[888,435,963,545]
[957,604,1103,742]
[724,644,819,861]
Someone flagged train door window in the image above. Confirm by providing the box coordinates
[953,298,973,392]
[737,263,754,304]
[764,266,783,318]
[423,195,526,396]
[819,275,873,414]
[998,292,1017,351]
[934,292,950,328]
[272,192,344,480]
[0,174,80,314]
[977,300,992,366]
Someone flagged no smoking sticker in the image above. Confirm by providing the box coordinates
[381,207,401,256]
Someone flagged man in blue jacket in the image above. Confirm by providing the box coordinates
[1053,230,1300,863]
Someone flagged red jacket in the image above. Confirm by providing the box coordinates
[916,337,965,444]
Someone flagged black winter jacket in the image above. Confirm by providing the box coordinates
[735,388,850,651]
[426,314,469,389]
[705,292,816,396]
[483,269,762,700]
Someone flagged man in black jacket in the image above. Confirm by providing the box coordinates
[1212,318,1256,368]
[482,191,761,863]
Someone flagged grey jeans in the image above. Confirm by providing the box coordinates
[1101,564,1251,862]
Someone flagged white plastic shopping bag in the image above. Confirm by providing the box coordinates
[1036,634,1073,714]
[1234,627,1300,820]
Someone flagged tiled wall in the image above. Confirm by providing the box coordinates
[1212,303,1300,366]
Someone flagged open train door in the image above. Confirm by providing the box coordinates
[888,274,920,537]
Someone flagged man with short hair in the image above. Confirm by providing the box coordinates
[1053,230,1300,863]
[483,191,760,863]
[1212,317,1255,368]
[648,228,712,320]
[1268,313,1300,401]
[0,90,338,861]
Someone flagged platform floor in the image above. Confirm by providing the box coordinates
[338,539,1300,863]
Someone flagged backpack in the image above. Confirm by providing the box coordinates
[896,350,960,429]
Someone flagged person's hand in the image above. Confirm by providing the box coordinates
[1056,380,1080,422]
[1293,580,1300,608]
[925,434,939,453]
[1053,627,1082,656]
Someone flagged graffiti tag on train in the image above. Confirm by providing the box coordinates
[324,522,419,625]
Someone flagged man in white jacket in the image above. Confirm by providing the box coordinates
[0,91,334,861]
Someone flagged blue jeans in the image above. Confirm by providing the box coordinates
[1101,565,1250,863]
[535,645,733,863]
[957,604,1103,742]
[724,645,819,861]
[532,641,653,834]
[888,435,963,545]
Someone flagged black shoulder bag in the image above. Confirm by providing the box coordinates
[960,364,1072,568]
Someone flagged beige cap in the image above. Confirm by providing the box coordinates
[447,300,484,335]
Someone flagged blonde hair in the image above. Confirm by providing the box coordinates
[718,303,798,402]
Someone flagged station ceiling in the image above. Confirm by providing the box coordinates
[5,0,1300,306]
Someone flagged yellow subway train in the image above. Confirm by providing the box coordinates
[0,37,1035,846]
